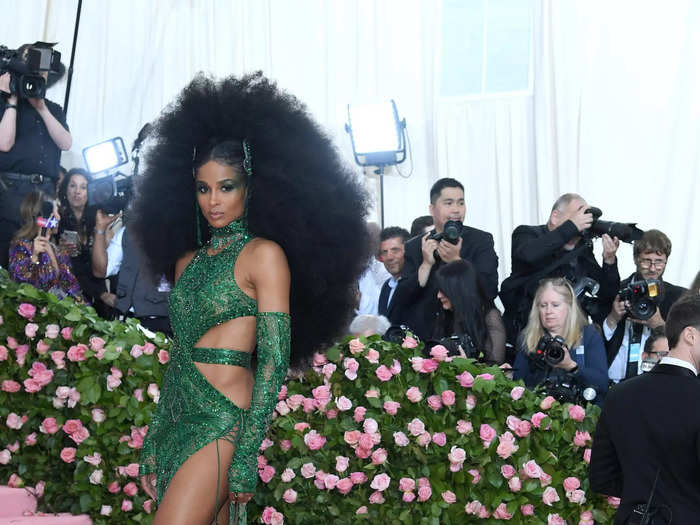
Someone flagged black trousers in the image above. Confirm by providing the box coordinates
[0,174,56,268]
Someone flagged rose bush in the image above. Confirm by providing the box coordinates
[0,269,166,523]
[247,335,617,524]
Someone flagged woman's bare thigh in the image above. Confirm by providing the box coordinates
[153,438,234,525]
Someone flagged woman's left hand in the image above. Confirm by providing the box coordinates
[552,344,578,372]
[229,491,253,505]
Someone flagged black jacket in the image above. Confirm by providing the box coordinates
[378,277,402,323]
[392,226,498,341]
[500,221,620,344]
[589,363,700,524]
[605,273,687,365]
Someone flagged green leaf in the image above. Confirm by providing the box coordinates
[326,346,341,362]
[65,308,83,322]
[79,493,92,512]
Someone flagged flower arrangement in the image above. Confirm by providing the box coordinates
[248,335,619,524]
[0,269,166,523]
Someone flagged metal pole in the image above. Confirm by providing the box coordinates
[63,0,83,112]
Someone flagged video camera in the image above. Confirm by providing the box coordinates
[427,220,462,245]
[0,42,61,99]
[583,207,644,244]
[619,279,662,321]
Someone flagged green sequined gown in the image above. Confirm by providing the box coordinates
[139,219,290,522]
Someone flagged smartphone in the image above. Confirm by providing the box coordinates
[60,230,80,245]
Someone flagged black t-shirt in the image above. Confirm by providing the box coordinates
[0,97,68,179]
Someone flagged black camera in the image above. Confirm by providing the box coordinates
[583,207,644,244]
[534,333,567,365]
[383,324,414,344]
[573,277,603,319]
[541,374,597,405]
[425,333,479,359]
[87,174,134,215]
[618,279,662,321]
[0,42,61,99]
[427,220,462,245]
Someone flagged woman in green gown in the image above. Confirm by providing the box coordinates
[132,73,370,524]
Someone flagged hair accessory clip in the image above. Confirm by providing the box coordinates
[191,145,197,179]
[242,139,253,177]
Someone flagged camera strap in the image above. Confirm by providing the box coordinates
[625,321,646,379]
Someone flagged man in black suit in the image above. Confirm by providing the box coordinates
[393,178,498,341]
[500,193,620,347]
[377,226,409,323]
[604,230,688,382]
[590,294,700,524]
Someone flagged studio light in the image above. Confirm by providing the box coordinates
[345,100,408,226]
[82,136,128,174]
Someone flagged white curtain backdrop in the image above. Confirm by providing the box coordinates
[3,0,698,288]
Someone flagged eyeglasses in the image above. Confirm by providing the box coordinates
[638,258,667,269]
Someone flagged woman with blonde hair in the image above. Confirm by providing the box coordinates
[513,277,608,402]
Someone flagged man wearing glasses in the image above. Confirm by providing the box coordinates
[604,230,687,382]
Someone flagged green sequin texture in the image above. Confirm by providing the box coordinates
[139,218,291,510]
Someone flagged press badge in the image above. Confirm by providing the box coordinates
[575,345,585,355]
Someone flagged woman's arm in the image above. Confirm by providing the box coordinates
[228,240,290,494]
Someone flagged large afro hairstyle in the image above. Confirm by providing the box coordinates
[131,72,371,367]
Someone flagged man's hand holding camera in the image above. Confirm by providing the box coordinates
[435,236,462,264]
[570,206,594,232]
[607,294,665,329]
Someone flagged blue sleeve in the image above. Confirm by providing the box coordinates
[578,326,610,397]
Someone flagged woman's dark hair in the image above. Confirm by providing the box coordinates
[688,270,700,297]
[57,168,91,210]
[57,168,94,244]
[434,260,490,349]
[131,72,371,367]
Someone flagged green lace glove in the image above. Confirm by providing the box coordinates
[228,311,290,493]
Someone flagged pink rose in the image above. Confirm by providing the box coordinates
[441,389,456,406]
[123,482,138,497]
[84,452,102,466]
[531,411,549,429]
[563,476,580,492]
[583,448,592,464]
[368,491,385,504]
[124,463,139,477]
[121,499,133,512]
[70,426,90,444]
[36,339,50,354]
[371,448,388,465]
[303,430,326,450]
[568,404,586,422]
[448,446,467,464]
[468,469,481,484]
[8,474,23,488]
[405,386,423,403]
[25,432,37,446]
[420,358,439,373]
[356,506,368,515]
[45,324,59,339]
[465,394,477,410]
[358,433,374,450]
[416,432,431,447]
[399,477,415,492]
[547,514,566,525]
[608,496,621,508]
[106,375,121,391]
[142,500,153,514]
[370,473,391,491]
[130,344,143,358]
[510,385,525,400]
[336,478,353,495]
[427,395,443,411]
[476,373,494,381]
[335,456,350,473]
[6,413,24,429]
[331,395,351,412]
[390,359,401,375]
[343,430,361,445]
[402,491,415,503]
[88,337,105,351]
[60,447,77,463]
[540,395,556,410]
[442,490,457,504]
[432,432,447,447]
[363,418,378,434]
[7,441,19,453]
[573,430,591,447]
[15,345,29,366]
[157,350,170,364]
[63,419,82,434]
[407,418,426,436]
[540,471,553,487]
[429,344,449,362]
[0,345,7,361]
[456,370,475,388]
[365,348,380,363]
[493,503,513,519]
[60,326,72,340]
[456,419,473,434]
[393,431,409,447]
[311,385,331,406]
[283,488,297,503]
[417,485,432,501]
[323,474,339,490]
[350,472,367,485]
[579,510,594,525]
[39,417,59,434]
[67,344,88,362]
[322,363,337,380]
[500,465,515,480]
[348,338,365,354]
[0,449,11,464]
[542,486,560,506]
[259,465,275,483]
[417,477,430,487]
[521,504,535,516]
[383,400,400,415]
[280,440,291,452]
[523,460,543,479]
[496,431,519,459]
[300,463,315,478]
[1,380,21,392]
[25,322,39,338]
[375,365,393,382]
[508,476,522,492]
[515,420,532,438]
[353,406,366,422]
[479,423,497,448]
[17,303,36,320]
[401,335,418,348]
[143,342,155,355]
[567,489,586,504]
[465,501,482,515]
[50,351,66,369]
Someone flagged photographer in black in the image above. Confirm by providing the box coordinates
[501,193,621,350]
[604,230,687,382]
[513,278,609,405]
[590,294,700,524]
[0,42,71,267]
[430,260,505,364]
[393,178,499,341]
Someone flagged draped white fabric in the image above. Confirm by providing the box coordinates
[4,0,698,287]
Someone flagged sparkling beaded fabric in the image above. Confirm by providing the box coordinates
[139,218,291,519]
